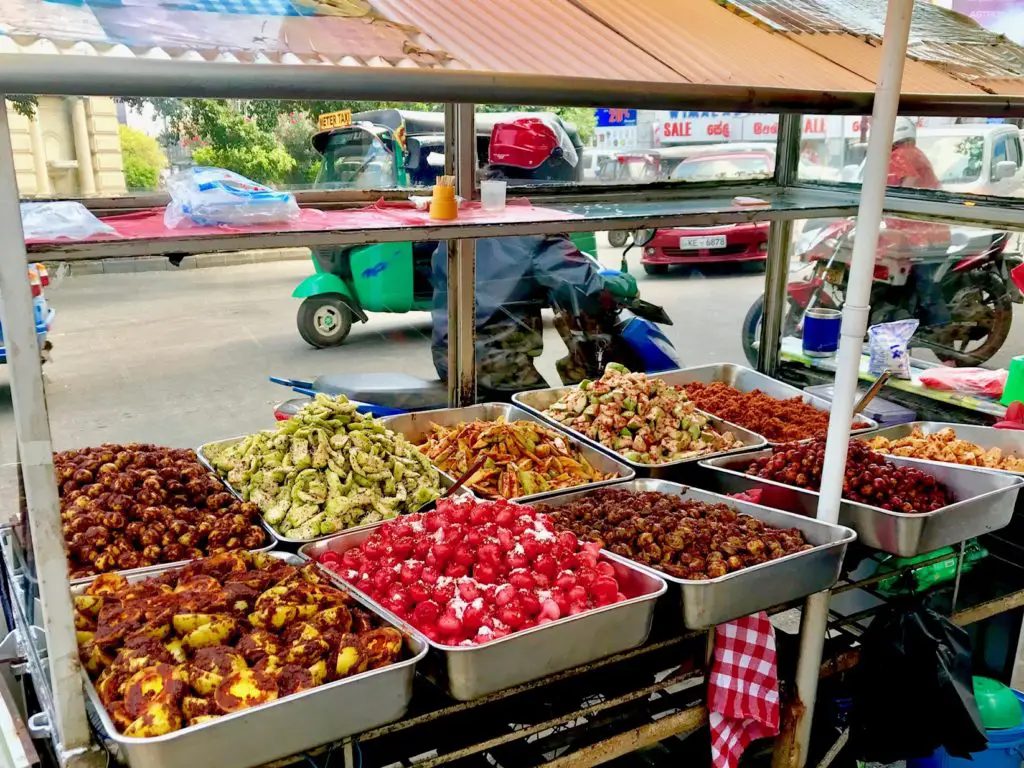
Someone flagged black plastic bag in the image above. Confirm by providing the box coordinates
[849,600,987,761]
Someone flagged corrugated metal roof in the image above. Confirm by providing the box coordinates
[370,0,680,81]
[790,33,984,94]
[974,78,1024,97]
[0,0,460,68]
[571,0,874,90]
[729,0,1024,85]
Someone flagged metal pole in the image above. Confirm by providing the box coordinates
[0,98,95,762]
[759,113,799,374]
[445,103,477,407]
[773,3,914,767]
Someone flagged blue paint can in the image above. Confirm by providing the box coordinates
[803,308,842,357]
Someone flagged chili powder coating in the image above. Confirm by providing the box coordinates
[682,381,836,442]
[535,488,811,580]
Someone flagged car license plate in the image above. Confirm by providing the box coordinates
[824,266,845,284]
[680,235,727,249]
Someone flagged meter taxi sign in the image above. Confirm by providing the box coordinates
[318,110,353,131]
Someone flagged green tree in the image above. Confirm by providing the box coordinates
[275,113,321,185]
[119,125,168,191]
[176,100,296,185]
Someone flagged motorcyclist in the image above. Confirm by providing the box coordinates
[884,116,951,326]
[431,118,613,398]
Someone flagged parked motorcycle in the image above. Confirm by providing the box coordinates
[742,219,1019,368]
[272,231,678,418]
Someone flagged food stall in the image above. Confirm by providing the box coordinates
[5,1,1024,767]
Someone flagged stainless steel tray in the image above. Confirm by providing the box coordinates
[380,402,634,502]
[699,449,1023,556]
[69,463,277,587]
[198,434,464,546]
[859,421,1024,478]
[660,363,878,444]
[531,480,855,629]
[512,380,766,478]
[301,527,666,701]
[77,553,427,768]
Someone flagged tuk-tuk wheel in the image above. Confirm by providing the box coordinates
[297,295,353,348]
[607,230,629,248]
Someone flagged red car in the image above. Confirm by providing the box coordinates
[640,150,772,275]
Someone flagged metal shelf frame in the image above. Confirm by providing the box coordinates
[5,8,1024,765]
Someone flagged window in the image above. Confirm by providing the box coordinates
[669,153,774,182]
[915,134,984,185]
[993,136,1009,165]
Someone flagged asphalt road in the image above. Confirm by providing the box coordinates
[2,241,1021,451]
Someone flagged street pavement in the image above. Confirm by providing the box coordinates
[2,242,1021,451]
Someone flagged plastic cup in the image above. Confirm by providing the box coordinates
[1001,355,1024,406]
[480,180,507,211]
[803,308,842,358]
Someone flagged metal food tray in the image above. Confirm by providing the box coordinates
[301,527,666,701]
[661,363,878,444]
[858,422,1024,478]
[76,553,428,768]
[197,434,464,547]
[380,403,634,503]
[531,480,855,629]
[699,449,1023,556]
[512,381,766,478]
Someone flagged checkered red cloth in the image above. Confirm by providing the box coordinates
[709,612,780,768]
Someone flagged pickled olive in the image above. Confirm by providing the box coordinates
[536,488,810,579]
[54,444,268,577]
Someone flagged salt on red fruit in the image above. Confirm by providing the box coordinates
[321,499,628,647]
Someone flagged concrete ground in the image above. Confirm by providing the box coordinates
[3,241,1023,451]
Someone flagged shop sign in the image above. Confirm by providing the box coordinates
[596,108,637,127]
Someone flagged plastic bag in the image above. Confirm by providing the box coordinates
[919,367,1007,397]
[868,319,918,379]
[20,202,117,241]
[164,167,299,228]
[850,601,986,761]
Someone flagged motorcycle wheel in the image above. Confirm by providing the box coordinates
[741,295,800,368]
[932,273,1013,367]
[297,295,353,348]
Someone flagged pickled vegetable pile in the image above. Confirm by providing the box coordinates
[415,417,615,499]
[864,426,1024,473]
[746,439,951,512]
[55,444,267,579]
[319,498,630,646]
[536,488,811,580]
[543,364,744,464]
[206,395,442,540]
[77,551,403,737]
[682,381,849,442]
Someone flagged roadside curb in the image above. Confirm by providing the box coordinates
[53,247,311,276]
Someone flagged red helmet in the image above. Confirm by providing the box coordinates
[489,118,577,170]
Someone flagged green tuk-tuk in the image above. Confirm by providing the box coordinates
[293,109,586,348]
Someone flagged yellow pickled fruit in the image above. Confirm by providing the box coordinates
[307,659,327,687]
[187,715,219,727]
[123,700,183,738]
[74,611,97,632]
[76,630,95,646]
[74,594,104,617]
[332,644,366,679]
[181,617,238,652]
[187,666,223,697]
[212,670,278,714]
[172,613,213,635]
[249,604,299,631]
[181,695,212,721]
[95,670,125,706]
[85,573,127,597]
[313,605,352,634]
[283,638,329,667]
[135,622,171,641]
[164,638,187,664]
[80,642,115,676]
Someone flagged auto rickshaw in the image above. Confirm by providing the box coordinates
[293,109,586,348]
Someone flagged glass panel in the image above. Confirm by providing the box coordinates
[797,114,1024,198]
[776,217,1023,415]
[476,107,781,187]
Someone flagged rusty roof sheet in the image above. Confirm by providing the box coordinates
[370,0,680,81]
[974,78,1024,97]
[790,33,984,95]
[570,0,873,90]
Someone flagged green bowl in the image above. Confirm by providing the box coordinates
[974,677,1023,730]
